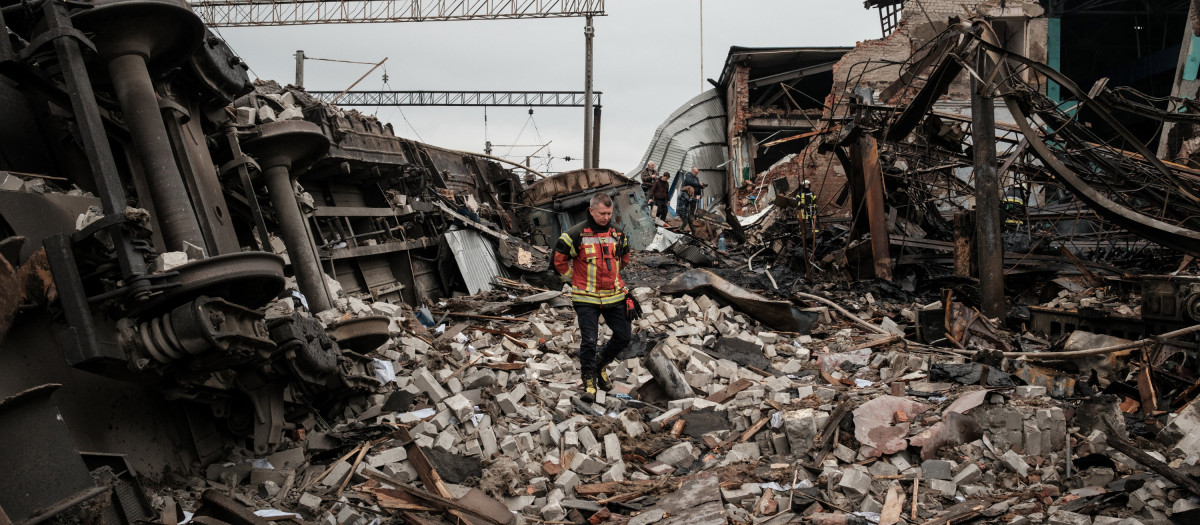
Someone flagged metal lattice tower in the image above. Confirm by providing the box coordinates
[188,0,605,27]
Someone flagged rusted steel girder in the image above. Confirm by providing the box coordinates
[850,134,894,281]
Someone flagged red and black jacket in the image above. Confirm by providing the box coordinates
[553,217,630,305]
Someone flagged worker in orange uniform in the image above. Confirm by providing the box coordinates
[797,179,818,233]
[553,193,632,402]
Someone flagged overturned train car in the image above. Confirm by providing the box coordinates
[0,0,566,503]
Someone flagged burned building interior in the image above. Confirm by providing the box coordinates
[9,1,1200,524]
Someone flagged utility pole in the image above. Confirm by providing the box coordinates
[972,50,1005,319]
[699,0,704,92]
[583,15,594,169]
[294,50,304,87]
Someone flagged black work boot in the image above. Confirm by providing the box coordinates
[596,366,613,391]
[581,371,598,403]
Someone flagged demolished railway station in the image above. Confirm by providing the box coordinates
[7,1,1200,525]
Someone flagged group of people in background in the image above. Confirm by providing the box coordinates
[639,162,706,232]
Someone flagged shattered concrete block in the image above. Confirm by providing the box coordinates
[952,463,982,485]
[603,434,622,462]
[1013,385,1048,398]
[602,461,626,482]
[444,393,474,422]
[267,447,306,470]
[643,461,674,476]
[656,442,695,467]
[541,503,566,522]
[649,408,683,431]
[434,431,457,452]
[234,106,256,126]
[1001,449,1030,477]
[155,251,189,272]
[868,461,898,478]
[320,460,352,487]
[784,409,821,455]
[628,509,665,525]
[278,106,304,120]
[730,442,761,461]
[1047,510,1092,525]
[555,470,580,494]
[921,459,954,480]
[298,492,323,512]
[575,455,606,476]
[366,447,407,468]
[258,105,278,123]
[833,444,855,464]
[720,483,762,505]
[857,495,882,514]
[413,368,449,402]
[838,467,873,497]
[923,479,955,499]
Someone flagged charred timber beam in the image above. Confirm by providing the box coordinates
[971,50,1005,319]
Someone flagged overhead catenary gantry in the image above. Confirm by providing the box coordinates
[187,0,605,26]
[194,0,604,167]
[307,90,601,107]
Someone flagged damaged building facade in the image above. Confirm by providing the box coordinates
[7,1,1200,525]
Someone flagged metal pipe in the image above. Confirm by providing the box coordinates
[582,15,594,169]
[107,53,205,252]
[263,165,332,312]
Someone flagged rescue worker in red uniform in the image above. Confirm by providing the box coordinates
[553,193,632,401]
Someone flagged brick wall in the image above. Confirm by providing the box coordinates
[727,64,750,137]
[731,147,849,219]
[827,0,1046,114]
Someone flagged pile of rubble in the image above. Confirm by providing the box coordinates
[136,257,1200,525]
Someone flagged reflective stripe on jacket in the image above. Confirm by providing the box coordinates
[552,219,630,305]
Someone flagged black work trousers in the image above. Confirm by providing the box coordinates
[653,198,669,220]
[574,301,632,377]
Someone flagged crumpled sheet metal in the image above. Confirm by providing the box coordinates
[852,395,929,457]
[658,269,817,333]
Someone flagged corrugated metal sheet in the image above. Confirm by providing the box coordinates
[628,89,728,212]
[442,229,509,295]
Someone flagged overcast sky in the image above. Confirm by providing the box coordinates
[212,1,881,175]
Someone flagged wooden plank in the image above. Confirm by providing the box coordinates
[431,311,530,322]
[1106,434,1200,497]
[363,469,506,525]
[921,500,985,525]
[336,442,371,495]
[879,485,905,525]
[1137,366,1159,416]
[574,480,660,496]
[705,378,753,404]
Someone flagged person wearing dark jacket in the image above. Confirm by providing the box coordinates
[678,167,706,232]
[649,173,670,221]
[552,193,632,401]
